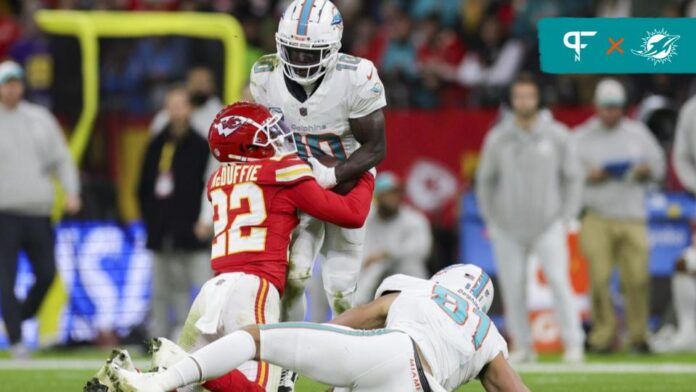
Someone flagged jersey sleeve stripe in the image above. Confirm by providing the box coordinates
[276,165,313,182]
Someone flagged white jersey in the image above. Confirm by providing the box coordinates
[249,53,386,161]
[376,274,509,391]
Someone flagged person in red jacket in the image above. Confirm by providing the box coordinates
[85,102,374,392]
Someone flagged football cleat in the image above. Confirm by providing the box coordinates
[147,337,187,370]
[277,368,298,392]
[90,349,137,390]
[106,363,164,392]
[83,377,109,392]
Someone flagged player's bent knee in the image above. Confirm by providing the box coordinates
[241,325,261,344]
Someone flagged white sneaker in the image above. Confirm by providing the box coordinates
[563,346,585,363]
[668,332,696,352]
[508,349,537,364]
[148,337,187,370]
[106,363,164,392]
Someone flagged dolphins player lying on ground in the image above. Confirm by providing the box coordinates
[107,264,529,392]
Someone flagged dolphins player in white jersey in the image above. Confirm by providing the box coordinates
[108,264,529,392]
[249,0,387,321]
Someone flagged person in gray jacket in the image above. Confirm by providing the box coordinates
[575,78,665,354]
[477,74,585,363]
[664,93,696,352]
[0,61,80,358]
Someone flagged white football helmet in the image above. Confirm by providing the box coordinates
[276,0,344,86]
[431,264,494,314]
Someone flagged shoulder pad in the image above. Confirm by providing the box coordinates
[258,156,314,185]
[252,54,279,75]
[375,274,432,299]
[349,56,379,85]
[250,54,280,100]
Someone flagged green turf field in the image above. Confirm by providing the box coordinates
[1,351,696,391]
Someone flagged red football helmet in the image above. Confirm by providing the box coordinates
[208,101,296,162]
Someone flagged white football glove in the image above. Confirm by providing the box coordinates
[308,157,338,189]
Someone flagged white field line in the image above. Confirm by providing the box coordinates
[0,359,149,370]
[0,360,695,374]
[514,362,696,374]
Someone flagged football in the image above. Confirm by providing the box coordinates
[315,155,359,195]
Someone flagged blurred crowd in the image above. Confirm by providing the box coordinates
[2,0,696,114]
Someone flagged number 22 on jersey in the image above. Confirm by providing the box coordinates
[431,285,491,350]
[210,183,268,258]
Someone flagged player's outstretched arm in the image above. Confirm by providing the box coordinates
[480,353,529,392]
[335,109,386,182]
[330,292,398,330]
[285,172,374,228]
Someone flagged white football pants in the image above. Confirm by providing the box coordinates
[284,213,367,320]
[178,273,281,391]
[490,220,584,352]
[673,273,696,340]
[259,323,443,391]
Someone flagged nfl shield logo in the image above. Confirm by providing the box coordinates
[300,107,308,116]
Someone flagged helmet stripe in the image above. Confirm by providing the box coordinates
[297,0,316,36]
[471,272,490,298]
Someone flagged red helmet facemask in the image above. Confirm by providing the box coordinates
[208,102,297,162]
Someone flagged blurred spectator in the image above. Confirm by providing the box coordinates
[476,74,585,363]
[595,0,631,17]
[0,11,21,59]
[651,236,696,352]
[0,60,81,358]
[9,0,53,107]
[673,93,696,194]
[660,92,696,352]
[575,78,666,354]
[429,15,523,106]
[151,66,222,138]
[380,7,418,107]
[416,18,466,107]
[127,37,190,113]
[137,86,210,339]
[355,172,432,304]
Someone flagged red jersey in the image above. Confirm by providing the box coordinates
[206,155,374,294]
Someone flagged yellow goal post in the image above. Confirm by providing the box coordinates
[34,10,247,165]
[30,11,246,345]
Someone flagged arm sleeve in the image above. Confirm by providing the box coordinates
[483,41,524,87]
[559,128,584,221]
[639,123,666,183]
[475,324,509,375]
[456,54,484,87]
[45,111,80,197]
[673,102,696,192]
[475,131,499,224]
[285,173,375,228]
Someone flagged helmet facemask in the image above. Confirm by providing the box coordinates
[223,114,297,161]
[254,114,297,157]
[276,34,340,86]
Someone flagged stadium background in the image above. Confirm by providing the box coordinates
[0,0,695,371]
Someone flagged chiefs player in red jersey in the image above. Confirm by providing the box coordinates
[142,101,374,392]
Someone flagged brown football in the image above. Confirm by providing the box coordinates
[315,155,359,195]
